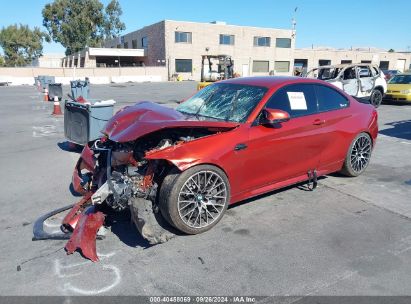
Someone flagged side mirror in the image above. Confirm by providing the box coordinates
[261,108,290,125]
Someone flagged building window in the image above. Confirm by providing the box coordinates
[254,36,271,47]
[379,61,389,70]
[361,60,371,64]
[175,59,192,72]
[341,60,352,64]
[253,60,269,72]
[276,38,291,48]
[123,42,128,49]
[132,39,137,49]
[175,31,192,43]
[319,60,331,66]
[219,34,234,45]
[142,36,148,48]
[274,61,290,72]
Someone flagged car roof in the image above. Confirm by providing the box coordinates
[313,63,379,69]
[221,76,326,89]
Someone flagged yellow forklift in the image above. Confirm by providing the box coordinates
[197,55,234,90]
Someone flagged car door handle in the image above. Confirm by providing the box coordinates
[312,119,325,125]
[234,143,248,151]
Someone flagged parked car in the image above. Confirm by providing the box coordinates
[63,77,378,260]
[381,69,401,81]
[384,73,411,103]
[306,64,387,107]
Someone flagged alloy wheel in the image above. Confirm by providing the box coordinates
[177,170,227,229]
[350,134,372,173]
[371,90,382,107]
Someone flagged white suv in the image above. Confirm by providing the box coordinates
[306,64,387,107]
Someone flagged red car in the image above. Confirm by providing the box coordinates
[63,76,378,260]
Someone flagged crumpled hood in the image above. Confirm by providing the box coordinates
[103,101,239,143]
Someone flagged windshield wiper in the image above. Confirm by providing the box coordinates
[226,90,241,121]
[194,89,217,119]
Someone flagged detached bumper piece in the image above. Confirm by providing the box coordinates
[65,206,105,262]
[32,204,75,241]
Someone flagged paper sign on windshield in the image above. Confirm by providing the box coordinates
[287,92,307,110]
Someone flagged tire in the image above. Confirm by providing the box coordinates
[340,132,372,177]
[370,89,383,108]
[159,165,230,234]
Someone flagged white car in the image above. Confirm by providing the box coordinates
[306,64,387,107]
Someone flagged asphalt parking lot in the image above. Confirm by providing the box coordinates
[0,82,410,297]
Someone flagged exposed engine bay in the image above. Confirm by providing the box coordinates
[83,127,217,212]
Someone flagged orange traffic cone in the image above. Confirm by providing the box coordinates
[52,100,62,115]
[44,88,49,101]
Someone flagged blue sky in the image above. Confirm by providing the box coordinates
[1,0,410,54]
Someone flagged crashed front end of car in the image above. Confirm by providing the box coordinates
[62,137,158,260]
[57,101,239,261]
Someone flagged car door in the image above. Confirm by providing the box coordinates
[239,83,327,192]
[358,66,375,95]
[341,67,360,96]
[314,84,352,169]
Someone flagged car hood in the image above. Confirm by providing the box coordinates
[103,101,239,143]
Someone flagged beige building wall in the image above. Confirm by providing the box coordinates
[294,48,411,72]
[105,21,166,66]
[104,20,295,80]
[0,67,168,85]
[164,20,295,80]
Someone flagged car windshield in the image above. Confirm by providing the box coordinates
[176,83,267,123]
[388,75,411,84]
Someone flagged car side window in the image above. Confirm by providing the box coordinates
[316,85,349,112]
[265,84,318,118]
[358,66,372,78]
[343,67,356,80]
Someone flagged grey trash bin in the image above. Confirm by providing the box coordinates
[38,76,55,90]
[64,99,115,145]
[48,83,63,101]
[70,79,90,100]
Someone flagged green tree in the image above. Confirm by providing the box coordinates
[0,55,5,67]
[388,49,395,52]
[0,24,49,67]
[42,0,125,55]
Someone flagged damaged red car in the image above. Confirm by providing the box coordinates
[61,76,378,260]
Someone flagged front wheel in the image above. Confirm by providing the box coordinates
[370,89,383,108]
[340,133,372,177]
[159,165,230,234]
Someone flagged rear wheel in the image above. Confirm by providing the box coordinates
[340,133,372,177]
[159,165,230,234]
[370,89,383,108]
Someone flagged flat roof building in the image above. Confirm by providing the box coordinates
[294,47,411,73]
[61,20,411,81]
[102,20,295,80]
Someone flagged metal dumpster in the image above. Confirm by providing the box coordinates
[48,83,63,101]
[64,99,115,145]
[70,79,90,100]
